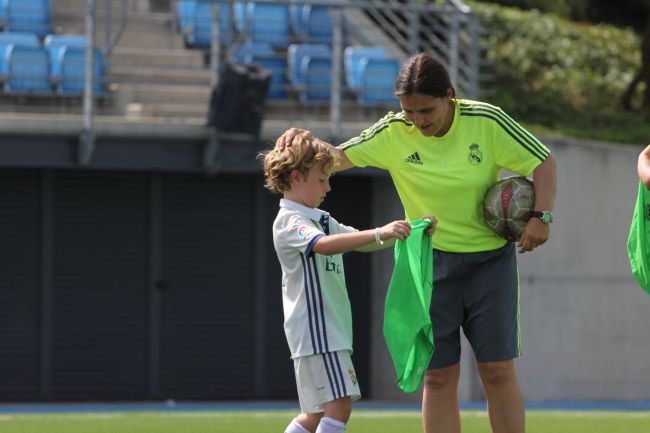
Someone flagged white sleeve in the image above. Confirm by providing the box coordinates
[278,214,325,257]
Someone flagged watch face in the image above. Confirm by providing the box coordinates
[532,211,553,224]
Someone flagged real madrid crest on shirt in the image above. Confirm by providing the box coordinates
[468,143,483,165]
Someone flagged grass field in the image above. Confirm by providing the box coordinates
[1,409,649,433]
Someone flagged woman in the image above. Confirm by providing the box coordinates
[276,52,556,433]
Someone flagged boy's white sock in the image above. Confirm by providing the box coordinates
[315,416,346,433]
[285,419,310,433]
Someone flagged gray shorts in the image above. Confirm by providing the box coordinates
[428,242,521,369]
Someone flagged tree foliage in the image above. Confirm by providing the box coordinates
[475,0,648,30]
[469,1,650,143]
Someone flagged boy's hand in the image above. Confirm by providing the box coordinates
[275,128,313,150]
[380,220,411,241]
[420,215,437,236]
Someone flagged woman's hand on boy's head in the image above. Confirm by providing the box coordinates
[276,128,313,150]
[420,215,437,236]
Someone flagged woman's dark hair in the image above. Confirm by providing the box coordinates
[394,52,456,99]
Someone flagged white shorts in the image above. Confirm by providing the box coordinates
[293,350,361,413]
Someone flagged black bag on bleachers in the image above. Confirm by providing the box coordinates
[207,62,271,140]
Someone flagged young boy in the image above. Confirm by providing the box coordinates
[262,136,417,433]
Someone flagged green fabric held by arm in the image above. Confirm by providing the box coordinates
[383,219,434,393]
[628,181,650,295]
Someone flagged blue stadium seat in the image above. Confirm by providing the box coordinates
[0,0,8,28]
[44,34,87,82]
[343,46,389,91]
[56,45,105,95]
[287,43,329,87]
[5,0,51,37]
[242,53,287,99]
[178,0,234,47]
[0,32,39,83]
[176,0,197,35]
[3,44,50,93]
[289,3,306,36]
[231,1,246,33]
[357,57,400,106]
[301,5,333,45]
[232,41,273,63]
[245,3,291,49]
[0,32,40,53]
[300,55,331,103]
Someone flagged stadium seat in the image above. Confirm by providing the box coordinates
[343,46,389,91]
[3,44,50,94]
[357,57,400,106]
[176,0,194,34]
[0,32,40,82]
[242,53,287,99]
[56,45,105,95]
[300,55,331,103]
[289,3,306,36]
[301,5,333,45]
[0,31,40,53]
[0,1,8,28]
[245,3,291,49]
[287,43,329,87]
[5,0,51,37]
[178,0,234,47]
[232,41,273,63]
[232,1,247,33]
[44,34,87,83]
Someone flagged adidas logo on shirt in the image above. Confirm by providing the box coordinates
[405,152,423,165]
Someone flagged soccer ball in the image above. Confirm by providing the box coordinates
[483,176,535,241]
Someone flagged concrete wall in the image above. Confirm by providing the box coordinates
[367,136,650,402]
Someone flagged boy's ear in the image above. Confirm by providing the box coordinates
[289,169,303,184]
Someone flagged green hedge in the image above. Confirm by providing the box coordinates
[468,2,649,145]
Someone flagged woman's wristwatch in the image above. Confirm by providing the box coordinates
[530,210,553,224]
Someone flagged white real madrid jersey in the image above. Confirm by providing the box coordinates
[272,198,357,358]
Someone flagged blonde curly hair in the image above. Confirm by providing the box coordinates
[262,135,336,194]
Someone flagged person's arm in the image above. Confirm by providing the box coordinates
[638,144,650,189]
[518,154,557,253]
[275,128,354,172]
[312,220,411,256]
[355,215,437,252]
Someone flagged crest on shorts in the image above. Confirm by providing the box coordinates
[468,143,483,165]
[348,368,357,385]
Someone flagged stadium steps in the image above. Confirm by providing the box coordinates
[49,0,212,121]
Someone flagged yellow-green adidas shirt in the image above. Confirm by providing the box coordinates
[340,99,550,252]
